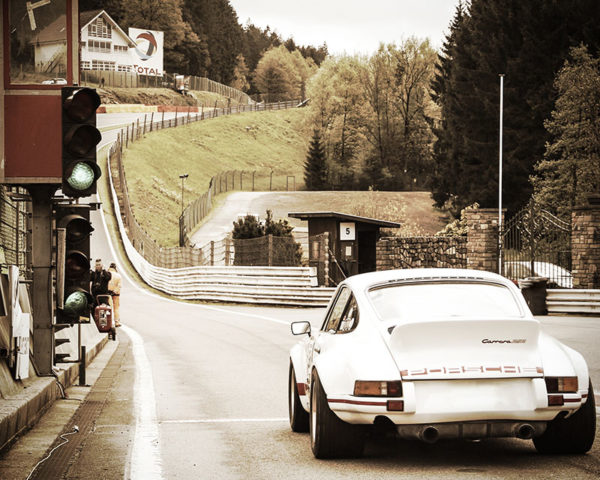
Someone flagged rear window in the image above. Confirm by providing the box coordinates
[368,282,523,321]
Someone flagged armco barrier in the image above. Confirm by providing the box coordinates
[107,150,335,307]
[546,289,600,314]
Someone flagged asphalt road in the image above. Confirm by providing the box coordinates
[24,204,600,478]
[1,192,599,479]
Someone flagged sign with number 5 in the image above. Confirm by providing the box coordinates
[340,222,356,241]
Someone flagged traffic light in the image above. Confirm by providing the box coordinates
[61,87,102,198]
[55,204,94,324]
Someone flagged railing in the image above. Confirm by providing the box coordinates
[109,98,301,268]
[0,186,31,278]
[81,69,253,105]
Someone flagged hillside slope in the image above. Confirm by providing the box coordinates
[122,108,310,245]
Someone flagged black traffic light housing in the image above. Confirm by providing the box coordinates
[55,204,94,324]
[61,87,102,198]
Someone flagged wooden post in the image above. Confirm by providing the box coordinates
[225,237,231,266]
[175,107,178,127]
[126,125,129,147]
[161,110,165,129]
[268,234,273,266]
[143,114,147,135]
[210,241,215,266]
[150,111,154,132]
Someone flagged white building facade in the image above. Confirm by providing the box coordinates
[79,10,136,72]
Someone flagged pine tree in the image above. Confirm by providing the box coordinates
[304,130,328,190]
[431,0,600,216]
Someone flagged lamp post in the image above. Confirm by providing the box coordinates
[498,74,505,275]
[179,173,189,216]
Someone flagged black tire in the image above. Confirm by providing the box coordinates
[310,370,365,459]
[289,362,309,433]
[534,380,596,454]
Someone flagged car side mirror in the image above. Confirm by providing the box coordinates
[291,321,311,336]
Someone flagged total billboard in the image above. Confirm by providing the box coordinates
[129,27,164,76]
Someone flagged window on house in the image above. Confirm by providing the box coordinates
[117,65,132,72]
[88,40,111,53]
[80,61,91,70]
[88,16,112,38]
[91,60,115,71]
[114,45,129,53]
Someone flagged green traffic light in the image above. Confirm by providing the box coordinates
[64,290,89,317]
[67,162,95,190]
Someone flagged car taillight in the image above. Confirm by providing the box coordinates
[354,381,403,397]
[545,377,578,393]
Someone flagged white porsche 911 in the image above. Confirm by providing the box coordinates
[288,269,596,458]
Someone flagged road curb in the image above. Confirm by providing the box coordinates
[0,335,108,453]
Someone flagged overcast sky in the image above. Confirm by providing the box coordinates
[229,0,461,55]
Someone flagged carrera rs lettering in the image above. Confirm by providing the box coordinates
[482,339,526,344]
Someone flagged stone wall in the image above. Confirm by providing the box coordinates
[465,208,503,273]
[376,236,467,271]
[571,199,600,289]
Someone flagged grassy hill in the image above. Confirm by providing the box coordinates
[122,108,310,245]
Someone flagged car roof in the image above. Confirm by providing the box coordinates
[343,268,512,291]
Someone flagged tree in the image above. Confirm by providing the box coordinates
[253,45,300,101]
[533,45,600,219]
[431,0,600,216]
[182,0,244,83]
[230,54,250,92]
[304,130,328,190]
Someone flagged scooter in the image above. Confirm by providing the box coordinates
[93,294,116,340]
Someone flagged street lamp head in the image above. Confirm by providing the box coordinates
[179,174,189,179]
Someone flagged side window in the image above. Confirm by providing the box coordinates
[323,287,352,332]
[338,297,359,333]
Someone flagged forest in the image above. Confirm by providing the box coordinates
[82,1,600,219]
[79,0,327,96]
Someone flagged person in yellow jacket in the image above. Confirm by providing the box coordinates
[107,263,122,327]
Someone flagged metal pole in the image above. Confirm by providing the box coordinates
[498,74,505,275]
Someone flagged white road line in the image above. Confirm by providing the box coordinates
[123,325,163,480]
[160,418,288,424]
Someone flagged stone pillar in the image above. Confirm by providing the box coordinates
[465,208,503,273]
[571,195,600,289]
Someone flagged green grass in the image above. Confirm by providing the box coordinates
[122,108,310,246]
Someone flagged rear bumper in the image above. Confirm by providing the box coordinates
[328,378,587,425]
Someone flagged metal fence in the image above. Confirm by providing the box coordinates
[0,186,31,278]
[109,99,301,268]
[81,69,253,105]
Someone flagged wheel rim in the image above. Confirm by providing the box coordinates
[310,381,317,445]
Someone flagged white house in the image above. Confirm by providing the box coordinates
[79,10,136,72]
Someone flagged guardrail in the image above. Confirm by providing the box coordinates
[546,289,600,314]
[108,152,334,306]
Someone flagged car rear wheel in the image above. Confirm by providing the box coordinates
[289,362,309,432]
[310,370,365,459]
[533,380,596,454]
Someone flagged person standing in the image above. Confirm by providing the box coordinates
[108,263,122,327]
[90,259,111,308]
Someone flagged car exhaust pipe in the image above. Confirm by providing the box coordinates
[420,426,440,444]
[516,423,535,439]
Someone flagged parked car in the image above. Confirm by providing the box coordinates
[504,261,573,288]
[288,268,595,458]
[41,77,67,85]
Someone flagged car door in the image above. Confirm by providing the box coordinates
[308,286,353,375]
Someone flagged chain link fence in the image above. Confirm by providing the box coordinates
[109,99,302,268]
[0,186,31,279]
